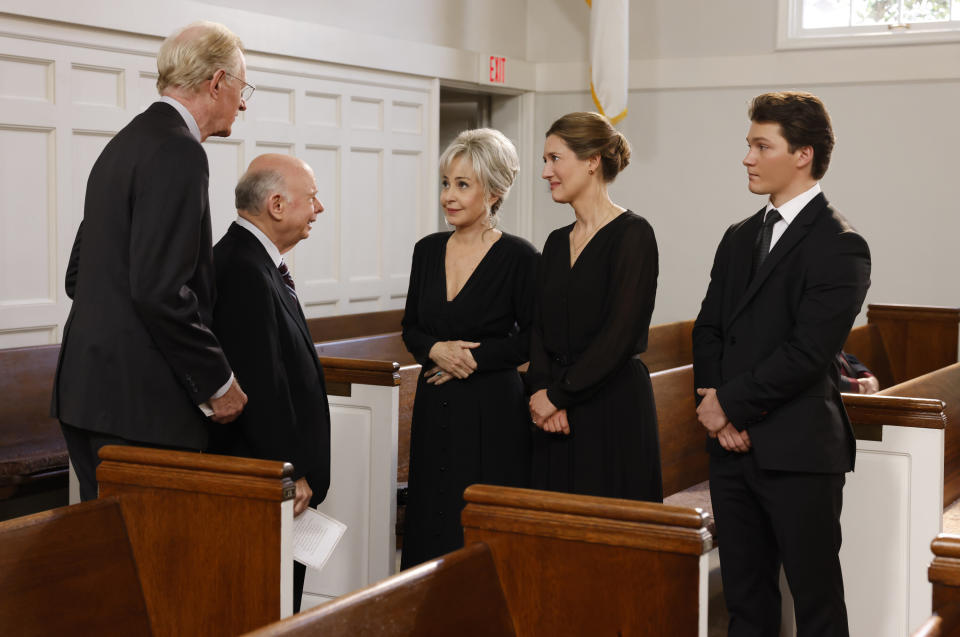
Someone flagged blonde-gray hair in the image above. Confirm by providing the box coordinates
[439,128,519,223]
[156,21,244,94]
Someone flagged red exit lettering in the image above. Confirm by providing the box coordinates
[489,56,505,84]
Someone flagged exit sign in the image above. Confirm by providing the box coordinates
[489,56,505,84]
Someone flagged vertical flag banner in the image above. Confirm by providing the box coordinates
[587,0,629,124]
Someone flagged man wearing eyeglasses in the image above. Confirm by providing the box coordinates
[52,21,256,501]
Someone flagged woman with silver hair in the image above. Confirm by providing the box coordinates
[400,128,538,568]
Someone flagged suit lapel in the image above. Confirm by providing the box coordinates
[269,263,316,358]
[726,193,827,328]
[228,224,318,364]
[729,208,766,316]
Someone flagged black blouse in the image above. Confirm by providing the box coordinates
[402,231,539,371]
[526,211,659,408]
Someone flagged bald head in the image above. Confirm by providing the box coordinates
[235,154,322,253]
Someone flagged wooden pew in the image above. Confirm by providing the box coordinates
[0,446,295,636]
[244,543,516,637]
[0,344,67,511]
[0,497,152,636]
[652,364,709,499]
[915,534,960,636]
[461,484,713,636]
[874,363,960,508]
[244,484,715,637]
[844,304,960,390]
[306,309,404,344]
[642,319,695,372]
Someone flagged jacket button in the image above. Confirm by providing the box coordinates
[729,336,737,345]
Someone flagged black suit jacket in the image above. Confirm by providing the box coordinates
[51,102,231,449]
[210,223,331,503]
[692,193,871,473]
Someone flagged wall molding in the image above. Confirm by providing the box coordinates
[0,3,536,91]
[536,42,960,93]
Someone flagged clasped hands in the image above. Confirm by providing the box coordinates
[529,389,570,435]
[425,340,479,385]
[696,387,751,453]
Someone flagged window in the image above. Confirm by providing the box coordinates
[779,0,960,48]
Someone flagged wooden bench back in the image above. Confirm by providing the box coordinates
[96,446,295,637]
[928,535,960,636]
[876,363,960,506]
[641,319,695,373]
[650,364,709,497]
[307,309,404,343]
[0,344,66,491]
[844,323,895,389]
[868,305,960,387]
[0,497,152,636]
[243,542,516,637]
[462,484,711,637]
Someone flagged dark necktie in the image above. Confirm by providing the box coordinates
[751,208,782,279]
[277,261,297,300]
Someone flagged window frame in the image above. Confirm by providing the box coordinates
[778,0,960,50]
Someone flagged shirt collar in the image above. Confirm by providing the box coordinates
[159,96,202,143]
[765,182,821,225]
[234,217,283,268]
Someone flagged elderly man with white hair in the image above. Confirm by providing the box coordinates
[53,21,253,501]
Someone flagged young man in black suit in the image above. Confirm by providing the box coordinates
[692,92,871,636]
[52,22,252,501]
[210,154,330,613]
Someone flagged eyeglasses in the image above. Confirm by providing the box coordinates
[222,71,256,102]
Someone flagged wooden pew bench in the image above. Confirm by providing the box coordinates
[0,446,295,636]
[0,344,67,516]
[913,534,960,637]
[0,497,153,636]
[246,484,715,637]
[244,542,516,637]
[846,304,960,390]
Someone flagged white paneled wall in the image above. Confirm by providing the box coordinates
[0,16,436,347]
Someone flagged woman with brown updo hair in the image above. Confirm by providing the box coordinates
[526,111,662,501]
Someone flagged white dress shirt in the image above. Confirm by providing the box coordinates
[234,217,283,268]
[765,182,821,252]
[159,96,202,143]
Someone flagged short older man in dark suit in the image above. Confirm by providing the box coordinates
[52,21,253,501]
[693,92,871,636]
[210,154,330,613]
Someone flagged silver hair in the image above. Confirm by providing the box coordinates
[235,169,287,214]
[439,128,519,226]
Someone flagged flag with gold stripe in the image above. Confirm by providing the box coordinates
[587,0,628,124]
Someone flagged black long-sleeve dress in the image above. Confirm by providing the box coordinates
[526,211,662,501]
[400,231,538,568]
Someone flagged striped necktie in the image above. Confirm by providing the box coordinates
[277,261,297,300]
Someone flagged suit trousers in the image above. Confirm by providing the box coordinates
[710,451,848,637]
[294,561,306,614]
[60,421,191,502]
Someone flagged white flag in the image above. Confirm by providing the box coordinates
[588,0,629,124]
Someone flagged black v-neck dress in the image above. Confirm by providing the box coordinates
[526,211,663,502]
[400,231,538,568]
